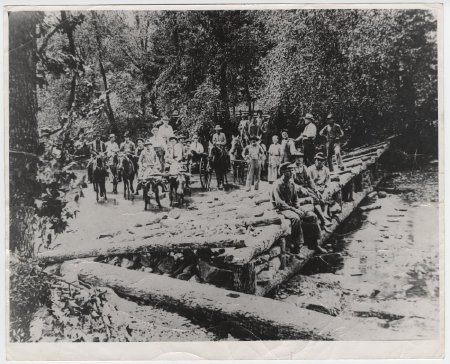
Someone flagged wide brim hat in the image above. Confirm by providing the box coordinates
[249,136,258,141]
[161,116,170,122]
[327,113,334,120]
[169,136,178,141]
[136,137,144,142]
[314,152,326,160]
[109,133,116,138]
[303,113,314,121]
[214,125,223,131]
[144,139,152,146]
[279,162,296,173]
[292,151,305,157]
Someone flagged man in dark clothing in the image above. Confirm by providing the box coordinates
[319,113,345,172]
[271,162,327,254]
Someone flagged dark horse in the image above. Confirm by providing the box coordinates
[143,178,163,210]
[92,156,109,202]
[208,142,230,190]
[229,135,246,185]
[117,153,135,200]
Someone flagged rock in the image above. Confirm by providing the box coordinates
[269,246,282,259]
[378,191,387,198]
[142,267,153,273]
[268,257,281,271]
[43,264,60,275]
[306,303,340,316]
[198,259,233,284]
[169,210,181,220]
[189,275,202,283]
[140,254,152,268]
[134,223,143,228]
[98,233,114,239]
[257,270,274,282]
[120,257,135,269]
[156,256,175,274]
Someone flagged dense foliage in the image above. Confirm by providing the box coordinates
[36,9,437,150]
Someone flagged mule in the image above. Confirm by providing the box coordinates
[117,153,135,200]
[107,153,119,194]
[169,173,190,207]
[142,179,163,210]
[208,142,229,190]
[92,157,109,203]
[229,136,246,185]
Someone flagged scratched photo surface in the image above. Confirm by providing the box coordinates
[7,5,441,352]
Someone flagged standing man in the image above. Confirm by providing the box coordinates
[135,138,145,158]
[248,116,259,140]
[281,129,297,163]
[295,113,317,166]
[120,131,135,157]
[243,136,264,192]
[212,125,227,148]
[158,116,174,141]
[268,135,282,183]
[271,162,327,254]
[319,113,345,172]
[238,115,249,145]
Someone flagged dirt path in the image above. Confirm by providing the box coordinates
[274,164,440,340]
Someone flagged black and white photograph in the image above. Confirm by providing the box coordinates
[6,3,443,360]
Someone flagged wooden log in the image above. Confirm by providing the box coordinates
[223,219,291,266]
[359,204,381,212]
[66,260,335,340]
[343,143,388,159]
[279,237,287,270]
[38,234,248,264]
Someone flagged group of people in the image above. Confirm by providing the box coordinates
[238,110,270,146]
[88,116,206,193]
[269,113,346,255]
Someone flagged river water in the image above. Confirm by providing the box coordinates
[273,162,440,340]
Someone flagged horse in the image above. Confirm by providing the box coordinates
[208,142,230,190]
[92,156,109,203]
[229,135,246,185]
[168,162,190,207]
[107,153,119,194]
[117,153,135,200]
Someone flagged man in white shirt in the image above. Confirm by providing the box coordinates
[190,134,204,155]
[105,133,119,161]
[295,113,317,166]
[158,116,174,141]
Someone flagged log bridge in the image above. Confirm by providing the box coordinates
[37,139,393,339]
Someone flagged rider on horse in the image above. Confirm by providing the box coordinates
[138,139,159,179]
[212,125,227,149]
[87,133,106,183]
[120,131,135,157]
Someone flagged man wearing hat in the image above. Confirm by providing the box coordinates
[89,133,106,155]
[138,139,159,179]
[165,135,184,170]
[158,115,174,141]
[105,133,119,160]
[135,138,145,158]
[295,113,317,167]
[268,135,282,183]
[293,152,332,232]
[212,125,227,147]
[319,113,345,171]
[150,126,166,172]
[280,129,297,163]
[243,136,265,192]
[189,134,204,155]
[248,115,259,140]
[271,162,327,254]
[120,131,135,156]
[238,115,250,145]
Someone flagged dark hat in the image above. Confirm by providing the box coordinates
[279,162,296,173]
[327,113,334,119]
[136,137,144,142]
[315,152,326,160]
[214,125,223,131]
[249,136,258,142]
[303,113,314,121]
[292,151,305,157]
[185,139,192,143]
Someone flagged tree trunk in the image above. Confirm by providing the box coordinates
[60,11,77,111]
[9,12,40,256]
[93,15,117,134]
[218,62,230,132]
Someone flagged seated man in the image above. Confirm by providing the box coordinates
[272,162,327,254]
[292,152,332,232]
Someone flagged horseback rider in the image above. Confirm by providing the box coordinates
[120,131,135,157]
[150,126,166,172]
[105,133,119,160]
[89,133,106,156]
[238,115,250,146]
[212,125,227,149]
[138,139,159,180]
[135,138,145,158]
